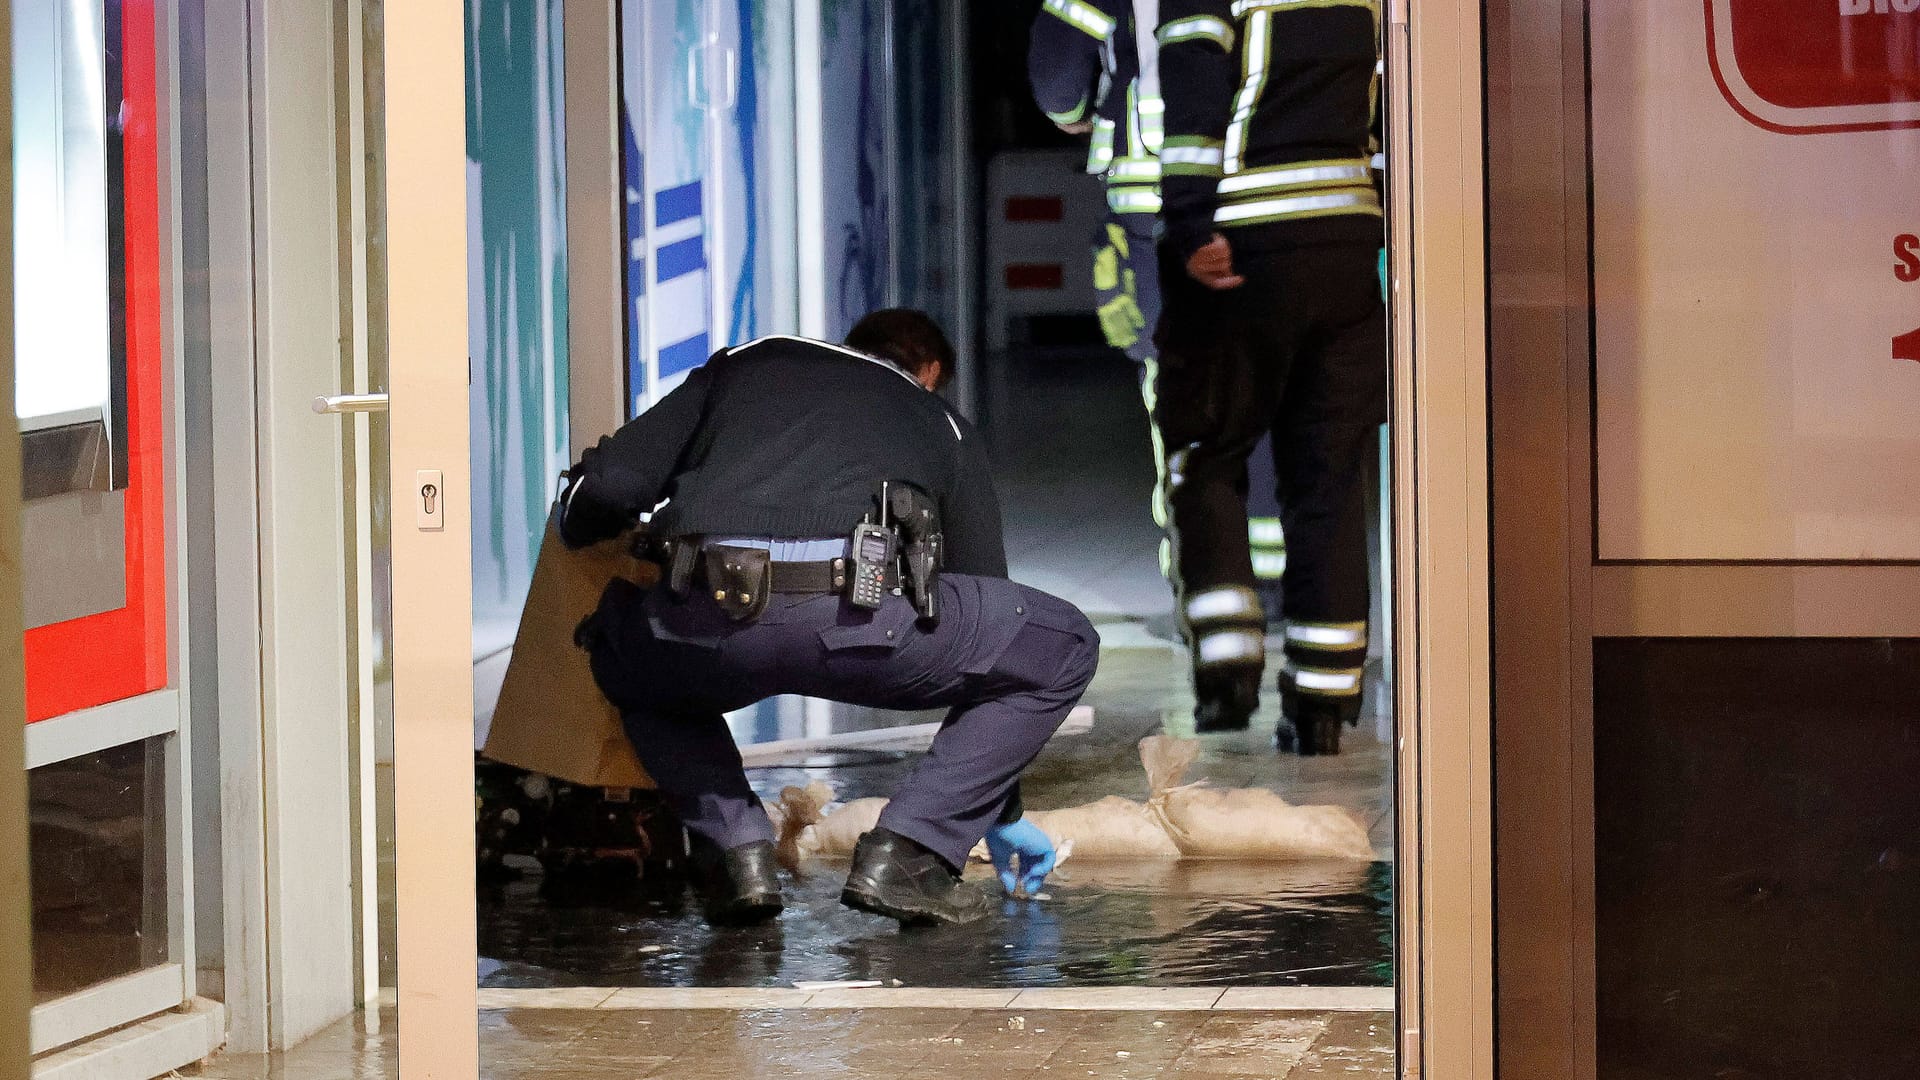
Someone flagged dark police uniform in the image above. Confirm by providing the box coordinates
[562,335,1099,873]
[1027,0,1290,603]
[1155,0,1386,751]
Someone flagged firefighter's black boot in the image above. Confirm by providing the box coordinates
[688,834,783,927]
[1277,697,1350,756]
[1194,670,1261,732]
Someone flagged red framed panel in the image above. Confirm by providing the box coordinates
[25,0,167,723]
[1705,0,1920,135]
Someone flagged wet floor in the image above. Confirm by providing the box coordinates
[478,645,1396,991]
[474,353,1398,996]
[479,857,1393,989]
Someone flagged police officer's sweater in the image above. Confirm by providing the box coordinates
[1157,0,1383,262]
[573,336,1009,579]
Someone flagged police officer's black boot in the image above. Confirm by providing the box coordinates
[1193,670,1261,733]
[687,834,784,927]
[841,828,991,927]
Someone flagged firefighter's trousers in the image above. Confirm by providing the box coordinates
[1096,213,1288,591]
[1152,240,1386,722]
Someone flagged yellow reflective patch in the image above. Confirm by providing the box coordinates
[1098,295,1145,350]
[1093,244,1121,291]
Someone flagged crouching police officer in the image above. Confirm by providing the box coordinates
[560,310,1098,928]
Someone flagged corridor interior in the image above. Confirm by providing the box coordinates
[183,344,1399,1079]
[471,340,1395,993]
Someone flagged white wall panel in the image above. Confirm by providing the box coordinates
[1591,2,1920,561]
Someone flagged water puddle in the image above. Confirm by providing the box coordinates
[478,858,1393,989]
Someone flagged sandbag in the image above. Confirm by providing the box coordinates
[781,791,1174,864]
[1025,796,1182,860]
[798,796,890,859]
[770,782,833,872]
[765,735,1375,867]
[1140,735,1376,861]
[1157,788,1376,861]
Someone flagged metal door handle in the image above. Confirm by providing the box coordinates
[312,393,390,415]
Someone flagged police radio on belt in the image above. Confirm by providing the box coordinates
[849,481,943,624]
[847,485,897,611]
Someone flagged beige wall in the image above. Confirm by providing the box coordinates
[1589,1,1920,561]
[1487,1,1920,1076]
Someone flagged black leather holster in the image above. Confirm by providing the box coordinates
[702,545,772,622]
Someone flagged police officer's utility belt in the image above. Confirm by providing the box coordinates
[642,482,944,626]
[660,540,880,623]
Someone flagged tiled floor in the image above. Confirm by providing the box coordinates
[182,1007,1397,1079]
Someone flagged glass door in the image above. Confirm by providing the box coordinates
[621,0,717,411]
[15,0,196,1061]
[15,0,476,1072]
[619,0,802,415]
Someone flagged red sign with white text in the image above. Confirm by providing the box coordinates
[1707,0,1920,133]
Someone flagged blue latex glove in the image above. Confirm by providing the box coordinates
[985,819,1057,897]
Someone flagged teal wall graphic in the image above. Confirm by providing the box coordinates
[467,0,571,662]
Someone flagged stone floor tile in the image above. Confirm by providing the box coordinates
[1038,1008,1210,1049]
[1289,1012,1397,1078]
[1214,986,1396,1012]
[597,986,815,1009]
[477,987,617,1010]
[1012,987,1226,1011]
[481,1061,675,1080]
[937,1010,1078,1055]
[579,1007,733,1048]
[479,1007,602,1042]
[804,988,1022,1009]
[1165,1014,1326,1076]
[180,1005,1394,1079]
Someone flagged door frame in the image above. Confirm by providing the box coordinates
[383,2,478,1075]
[1387,0,1497,1075]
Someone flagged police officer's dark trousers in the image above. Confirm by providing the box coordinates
[1153,241,1385,726]
[583,574,1099,871]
